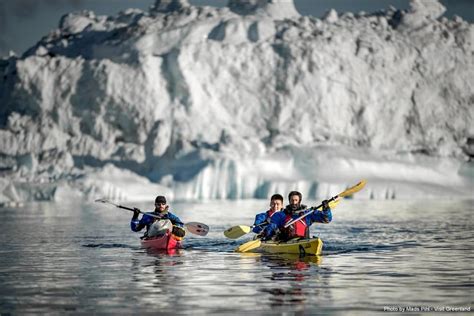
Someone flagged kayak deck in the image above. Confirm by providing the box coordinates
[238,238,323,256]
[140,232,183,250]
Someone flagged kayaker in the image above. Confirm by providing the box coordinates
[260,191,332,241]
[130,195,185,238]
[252,194,284,234]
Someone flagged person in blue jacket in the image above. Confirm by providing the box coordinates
[261,191,332,241]
[252,194,284,234]
[131,195,185,238]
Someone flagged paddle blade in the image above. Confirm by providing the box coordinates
[338,180,367,198]
[224,225,252,239]
[313,199,340,211]
[235,239,262,253]
[94,198,120,209]
[95,198,110,204]
[185,222,209,236]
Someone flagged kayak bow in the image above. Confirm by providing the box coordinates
[140,231,183,250]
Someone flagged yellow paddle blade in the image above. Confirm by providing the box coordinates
[235,239,262,253]
[338,180,367,198]
[314,198,340,210]
[329,199,340,209]
[224,225,252,239]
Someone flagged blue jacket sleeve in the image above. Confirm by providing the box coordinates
[131,217,142,232]
[252,212,268,233]
[131,213,153,232]
[167,212,184,227]
[307,207,332,224]
[262,212,286,239]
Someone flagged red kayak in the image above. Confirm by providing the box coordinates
[140,231,183,250]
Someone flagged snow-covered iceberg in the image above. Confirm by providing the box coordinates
[0,0,473,204]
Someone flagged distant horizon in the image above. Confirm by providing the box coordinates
[0,0,473,57]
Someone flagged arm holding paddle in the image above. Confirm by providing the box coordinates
[224,194,284,239]
[258,213,286,241]
[260,199,332,241]
[95,198,209,236]
[130,209,158,232]
[252,213,269,234]
[131,208,145,232]
[235,180,367,253]
[304,199,332,224]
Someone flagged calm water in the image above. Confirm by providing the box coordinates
[0,199,473,314]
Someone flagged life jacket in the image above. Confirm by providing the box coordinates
[281,213,308,239]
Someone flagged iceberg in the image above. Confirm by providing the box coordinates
[0,0,473,204]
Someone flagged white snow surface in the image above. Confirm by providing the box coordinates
[0,0,473,204]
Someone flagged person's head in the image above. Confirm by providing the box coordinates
[154,195,168,213]
[288,191,302,209]
[269,194,284,212]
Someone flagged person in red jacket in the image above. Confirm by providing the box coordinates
[261,191,332,241]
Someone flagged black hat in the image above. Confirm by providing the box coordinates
[155,195,167,204]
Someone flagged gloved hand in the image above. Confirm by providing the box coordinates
[172,225,186,238]
[321,200,330,211]
[132,207,141,219]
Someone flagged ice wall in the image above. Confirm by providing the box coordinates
[0,0,473,204]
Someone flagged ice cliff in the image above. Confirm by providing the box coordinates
[0,0,473,204]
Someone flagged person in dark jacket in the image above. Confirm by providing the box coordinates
[130,195,184,238]
[261,191,332,241]
[252,194,284,234]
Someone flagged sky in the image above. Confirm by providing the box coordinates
[0,0,473,57]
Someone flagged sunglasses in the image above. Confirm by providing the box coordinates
[155,202,166,206]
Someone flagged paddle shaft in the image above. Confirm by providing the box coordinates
[284,180,366,228]
[95,199,209,236]
[252,222,268,229]
[118,204,165,220]
[284,197,336,228]
[98,199,184,225]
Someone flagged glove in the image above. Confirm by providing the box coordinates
[172,225,186,238]
[132,207,140,219]
[321,200,330,211]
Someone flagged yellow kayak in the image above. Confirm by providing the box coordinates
[236,237,323,256]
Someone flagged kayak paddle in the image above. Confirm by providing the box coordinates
[284,180,366,228]
[235,180,367,253]
[226,199,341,239]
[236,238,262,253]
[95,198,209,236]
[224,223,265,239]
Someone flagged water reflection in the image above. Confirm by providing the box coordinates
[145,248,183,257]
[237,253,329,310]
[0,199,472,314]
[128,249,187,309]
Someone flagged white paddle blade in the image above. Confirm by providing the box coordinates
[185,222,209,236]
